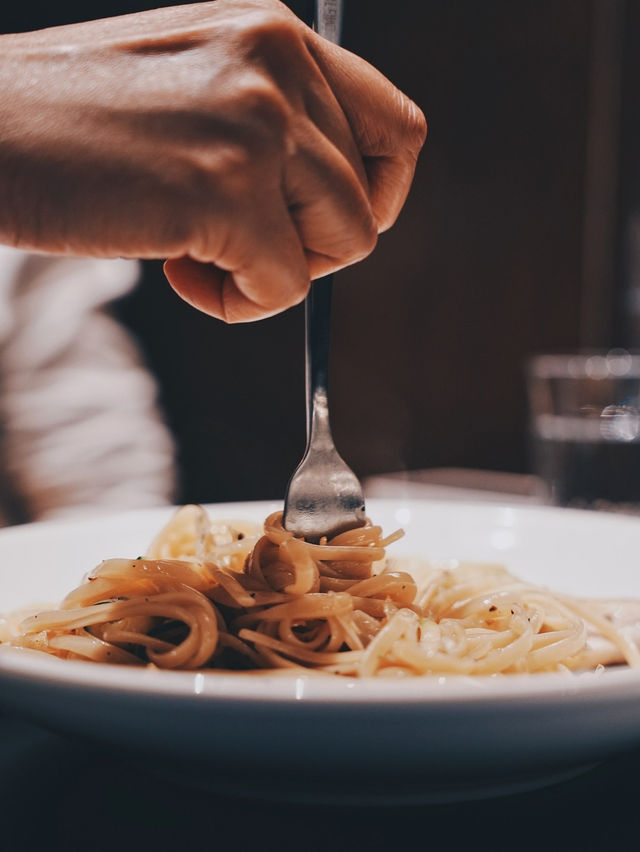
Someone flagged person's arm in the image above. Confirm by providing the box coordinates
[0,248,176,521]
[0,0,426,323]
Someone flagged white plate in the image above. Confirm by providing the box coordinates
[2,497,640,805]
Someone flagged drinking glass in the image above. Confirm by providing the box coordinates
[527,350,640,511]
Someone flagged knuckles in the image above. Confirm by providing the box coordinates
[221,72,292,147]
[235,9,306,58]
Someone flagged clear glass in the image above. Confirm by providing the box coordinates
[527,350,640,511]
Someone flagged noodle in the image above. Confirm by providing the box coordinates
[2,504,640,677]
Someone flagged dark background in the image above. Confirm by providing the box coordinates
[4,0,639,504]
[4,715,640,852]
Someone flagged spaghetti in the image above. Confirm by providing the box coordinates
[3,504,640,676]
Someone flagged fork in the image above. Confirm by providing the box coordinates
[282,272,367,541]
[282,0,366,543]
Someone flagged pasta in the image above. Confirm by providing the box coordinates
[2,504,640,677]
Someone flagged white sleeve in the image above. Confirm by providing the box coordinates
[0,248,177,522]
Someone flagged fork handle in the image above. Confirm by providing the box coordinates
[315,0,343,42]
[305,274,333,443]
[303,1,342,443]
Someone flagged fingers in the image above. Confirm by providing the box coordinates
[307,35,427,231]
[164,256,304,325]
[363,146,422,235]
[165,197,310,323]
[283,118,378,272]
[166,113,385,319]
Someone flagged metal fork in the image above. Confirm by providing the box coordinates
[282,1,366,542]
[282,274,366,541]
[283,0,365,541]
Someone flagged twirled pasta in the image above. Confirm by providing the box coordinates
[3,505,640,676]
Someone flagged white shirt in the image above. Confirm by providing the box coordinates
[0,247,176,523]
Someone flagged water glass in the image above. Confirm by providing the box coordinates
[527,350,640,511]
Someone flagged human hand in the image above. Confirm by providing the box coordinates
[0,0,426,322]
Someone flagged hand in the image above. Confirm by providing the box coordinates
[0,0,426,322]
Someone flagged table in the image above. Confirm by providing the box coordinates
[1,712,637,851]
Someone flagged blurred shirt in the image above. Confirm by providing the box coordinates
[0,247,176,524]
